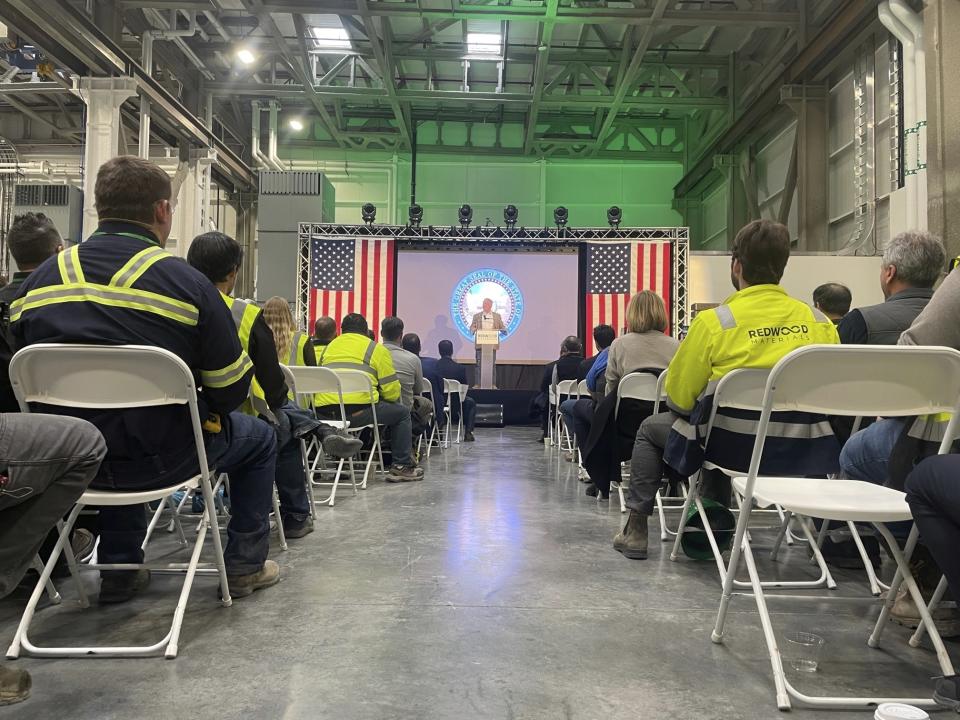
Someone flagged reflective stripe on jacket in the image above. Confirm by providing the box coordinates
[316,331,400,406]
[663,284,842,476]
[222,293,270,417]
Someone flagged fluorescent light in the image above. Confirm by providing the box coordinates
[467,33,501,55]
[288,118,304,131]
[311,26,350,50]
[236,48,255,65]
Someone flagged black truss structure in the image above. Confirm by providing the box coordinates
[296,222,689,341]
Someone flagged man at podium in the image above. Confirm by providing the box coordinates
[469,298,506,388]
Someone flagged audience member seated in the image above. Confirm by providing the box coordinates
[838,231,944,345]
[187,233,361,539]
[381,317,423,409]
[263,296,316,367]
[812,282,851,324]
[313,315,336,350]
[579,292,679,497]
[315,313,424,481]
[436,340,477,442]
[614,219,841,560]
[403,333,444,418]
[0,414,106,706]
[12,156,280,601]
[0,213,64,413]
[536,336,583,442]
[559,324,615,460]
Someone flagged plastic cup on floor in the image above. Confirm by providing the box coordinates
[782,631,824,672]
[874,704,930,720]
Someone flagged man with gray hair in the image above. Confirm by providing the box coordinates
[837,230,945,345]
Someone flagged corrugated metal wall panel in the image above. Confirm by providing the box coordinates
[259,171,322,195]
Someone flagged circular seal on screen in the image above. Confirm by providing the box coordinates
[451,268,524,342]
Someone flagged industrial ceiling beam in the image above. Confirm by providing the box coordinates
[291,12,348,146]
[522,0,558,154]
[591,0,670,153]
[116,1,802,28]
[203,81,727,110]
[355,0,411,147]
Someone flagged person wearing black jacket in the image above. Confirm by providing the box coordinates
[537,336,583,440]
[187,233,361,539]
[12,156,280,602]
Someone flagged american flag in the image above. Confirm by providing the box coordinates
[309,237,395,339]
[584,240,672,355]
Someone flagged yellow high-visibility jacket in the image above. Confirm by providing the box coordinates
[316,331,401,406]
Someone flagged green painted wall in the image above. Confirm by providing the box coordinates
[279,147,684,229]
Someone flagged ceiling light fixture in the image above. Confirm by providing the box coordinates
[288,118,304,131]
[236,48,255,66]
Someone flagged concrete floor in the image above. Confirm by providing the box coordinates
[0,426,953,719]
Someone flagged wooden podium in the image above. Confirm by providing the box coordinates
[475,329,500,389]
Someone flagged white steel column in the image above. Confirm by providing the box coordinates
[76,77,138,240]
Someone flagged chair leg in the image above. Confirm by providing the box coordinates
[7,503,82,659]
[200,476,232,608]
[669,475,700,561]
[711,488,753,644]
[910,575,949,647]
[272,488,288,551]
[31,556,61,605]
[617,482,627,513]
[847,521,882,597]
[868,524,918,649]
[871,523,955,676]
[769,510,792,561]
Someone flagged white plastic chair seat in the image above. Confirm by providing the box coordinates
[82,478,201,506]
[733,476,911,523]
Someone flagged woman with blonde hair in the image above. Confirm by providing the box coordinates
[605,290,678,395]
[262,296,316,367]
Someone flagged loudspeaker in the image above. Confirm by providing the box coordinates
[475,404,504,427]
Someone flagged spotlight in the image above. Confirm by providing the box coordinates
[408,203,423,228]
[236,48,256,66]
[361,202,377,225]
[553,206,568,228]
[503,204,519,229]
[288,118,304,132]
[607,205,622,228]
[458,204,473,228]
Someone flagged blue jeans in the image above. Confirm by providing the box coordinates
[340,401,414,467]
[99,412,277,576]
[273,404,311,524]
[839,418,905,485]
[561,398,593,449]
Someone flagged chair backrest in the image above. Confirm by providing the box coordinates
[457,381,468,401]
[283,364,347,418]
[333,368,376,401]
[556,379,577,398]
[615,371,662,416]
[9,343,210,475]
[741,345,960,491]
[577,379,590,398]
[11,343,195,409]
[443,378,460,408]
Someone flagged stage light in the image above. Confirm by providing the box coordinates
[288,118,304,131]
[607,205,622,228]
[553,206,568,228]
[458,204,473,228]
[236,48,256,66]
[408,203,423,228]
[361,202,377,225]
[503,204,519,229]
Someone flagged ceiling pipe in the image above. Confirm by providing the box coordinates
[878,1,918,230]
[202,11,232,43]
[267,100,286,169]
[889,0,927,231]
[251,101,282,171]
[139,10,201,158]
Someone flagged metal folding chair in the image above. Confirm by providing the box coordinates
[331,369,385,486]
[282,365,359,507]
[611,371,666,513]
[711,344,960,711]
[442,378,463,447]
[554,379,578,453]
[5,344,231,659]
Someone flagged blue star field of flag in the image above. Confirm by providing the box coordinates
[311,238,355,291]
[586,242,631,294]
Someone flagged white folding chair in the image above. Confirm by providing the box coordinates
[282,365,359,507]
[573,380,591,477]
[554,379,578,453]
[331,369,384,486]
[667,368,828,590]
[419,386,440,458]
[442,378,463,447]
[711,344,960,711]
[612,372,666,513]
[5,344,231,659]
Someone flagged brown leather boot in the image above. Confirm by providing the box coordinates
[613,511,649,560]
[0,665,30,706]
[227,560,280,599]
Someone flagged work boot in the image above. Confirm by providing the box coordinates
[283,516,314,539]
[934,675,960,711]
[99,569,151,605]
[890,588,960,637]
[386,465,424,483]
[322,432,363,459]
[227,560,280,599]
[0,666,30,706]
[613,511,649,560]
[463,431,475,442]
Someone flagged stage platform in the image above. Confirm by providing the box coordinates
[460,363,543,427]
